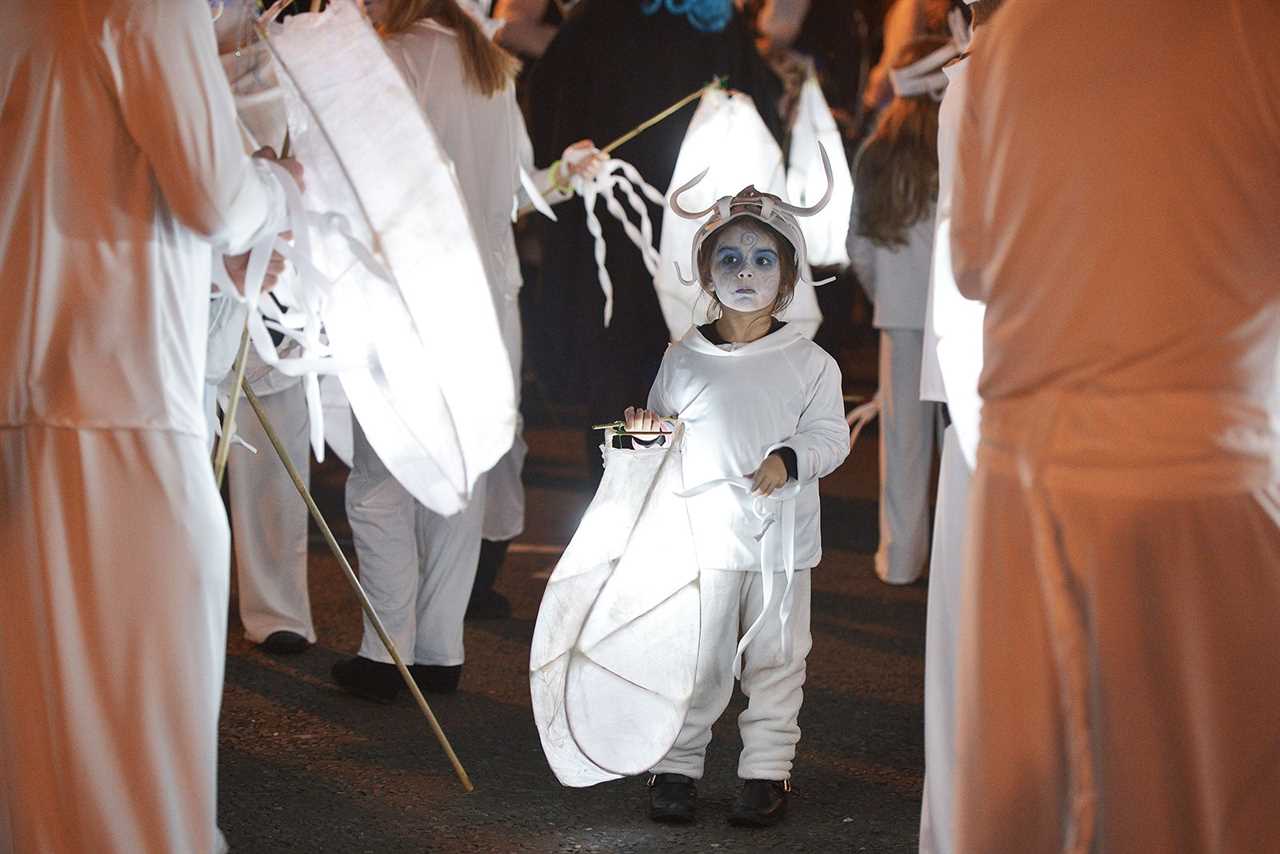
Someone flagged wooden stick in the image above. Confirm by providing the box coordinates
[213,322,253,489]
[542,77,726,195]
[240,382,475,793]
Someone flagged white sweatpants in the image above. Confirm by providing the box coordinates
[956,451,1280,852]
[347,421,485,666]
[877,328,940,584]
[0,427,229,854]
[228,381,315,643]
[650,569,813,782]
[918,426,972,854]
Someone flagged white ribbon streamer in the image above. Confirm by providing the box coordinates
[572,157,666,327]
[676,476,803,678]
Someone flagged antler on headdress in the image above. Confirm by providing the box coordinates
[669,168,718,220]
[772,142,833,217]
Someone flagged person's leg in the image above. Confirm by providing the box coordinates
[918,426,972,854]
[228,381,315,646]
[876,328,934,584]
[338,421,420,700]
[648,570,744,779]
[469,434,527,619]
[411,473,488,684]
[1053,483,1280,853]
[0,427,229,853]
[736,571,814,781]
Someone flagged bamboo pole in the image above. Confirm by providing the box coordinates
[213,323,253,489]
[543,77,726,195]
[240,382,475,793]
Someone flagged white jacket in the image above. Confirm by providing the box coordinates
[647,324,849,571]
[0,1,287,439]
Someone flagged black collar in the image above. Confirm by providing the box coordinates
[697,318,786,346]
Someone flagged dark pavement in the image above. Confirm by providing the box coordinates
[217,418,928,853]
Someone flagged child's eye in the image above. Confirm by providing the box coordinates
[718,254,740,267]
[756,256,774,267]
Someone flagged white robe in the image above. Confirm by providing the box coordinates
[916,53,975,854]
[951,3,1280,851]
[849,212,941,584]
[345,21,534,667]
[0,3,286,852]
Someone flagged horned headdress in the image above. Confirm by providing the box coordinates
[668,143,837,290]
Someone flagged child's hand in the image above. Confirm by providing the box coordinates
[623,407,669,437]
[750,453,789,497]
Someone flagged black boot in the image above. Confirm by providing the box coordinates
[466,540,512,620]
[728,779,790,827]
[647,773,697,824]
[408,664,462,695]
[258,630,311,655]
[331,656,401,704]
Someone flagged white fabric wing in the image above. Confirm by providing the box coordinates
[655,89,823,341]
[531,437,700,787]
[269,0,516,515]
[786,73,854,268]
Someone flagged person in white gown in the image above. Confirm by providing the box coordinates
[332,0,601,701]
[848,36,952,585]
[950,1,1280,850]
[914,3,1000,853]
[0,2,296,851]
[209,0,319,656]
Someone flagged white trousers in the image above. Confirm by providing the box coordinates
[877,328,940,584]
[0,427,229,854]
[346,421,485,666]
[956,452,1280,853]
[917,426,971,854]
[650,569,813,782]
[228,381,315,643]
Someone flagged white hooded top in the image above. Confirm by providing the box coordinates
[848,209,936,330]
[647,324,850,571]
[0,2,287,438]
[952,0,1280,492]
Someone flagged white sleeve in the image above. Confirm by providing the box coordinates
[645,347,676,417]
[772,353,850,482]
[950,68,987,302]
[105,1,286,254]
[847,231,877,303]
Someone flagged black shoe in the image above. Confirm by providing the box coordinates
[331,656,401,704]
[258,630,311,655]
[728,779,790,827]
[465,589,512,621]
[647,773,697,824]
[409,664,462,695]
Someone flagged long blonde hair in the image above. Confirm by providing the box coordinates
[378,0,520,97]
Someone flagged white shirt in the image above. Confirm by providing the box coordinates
[0,1,287,439]
[647,325,850,571]
[848,210,936,331]
[953,0,1280,489]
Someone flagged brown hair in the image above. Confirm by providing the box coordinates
[853,37,946,249]
[378,0,520,97]
[697,216,798,320]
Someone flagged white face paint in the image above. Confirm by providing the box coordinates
[708,221,783,313]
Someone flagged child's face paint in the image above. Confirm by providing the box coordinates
[709,222,782,313]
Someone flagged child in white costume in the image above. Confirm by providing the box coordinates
[626,162,850,827]
[848,37,953,586]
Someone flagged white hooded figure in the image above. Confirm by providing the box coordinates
[951,2,1280,852]
[532,161,849,827]
[0,3,291,852]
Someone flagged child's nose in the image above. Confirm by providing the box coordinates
[738,269,753,279]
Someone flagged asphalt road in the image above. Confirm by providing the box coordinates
[217,421,927,853]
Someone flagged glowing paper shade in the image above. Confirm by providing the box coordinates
[270,0,516,515]
[787,72,854,267]
[531,437,700,787]
[654,88,823,340]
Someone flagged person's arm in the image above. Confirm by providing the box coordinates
[769,354,851,482]
[950,68,987,302]
[102,1,288,254]
[847,230,877,304]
